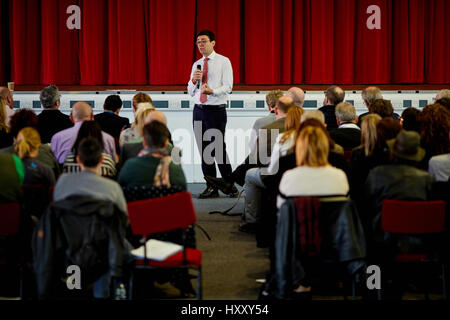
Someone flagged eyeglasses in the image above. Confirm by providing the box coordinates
[196,40,209,45]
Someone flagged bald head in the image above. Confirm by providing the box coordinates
[144,110,167,126]
[71,102,93,122]
[0,87,13,108]
[324,85,345,106]
[301,110,325,125]
[286,87,305,107]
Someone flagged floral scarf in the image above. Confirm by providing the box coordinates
[138,147,172,187]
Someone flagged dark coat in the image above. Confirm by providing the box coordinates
[329,127,361,151]
[37,110,73,144]
[318,105,338,130]
[275,197,366,299]
[94,112,130,139]
[32,195,129,299]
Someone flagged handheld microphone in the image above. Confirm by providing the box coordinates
[196,64,201,89]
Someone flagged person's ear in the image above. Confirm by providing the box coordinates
[76,155,82,165]
[163,138,169,148]
[142,138,148,149]
[90,112,94,120]
[70,113,74,123]
[211,40,216,48]
[56,100,60,108]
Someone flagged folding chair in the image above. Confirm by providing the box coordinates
[381,199,447,300]
[127,191,202,299]
[0,202,24,298]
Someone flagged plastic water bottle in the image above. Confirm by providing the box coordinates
[114,282,127,300]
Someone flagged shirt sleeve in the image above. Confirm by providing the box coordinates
[212,57,233,97]
[12,154,25,185]
[187,63,199,97]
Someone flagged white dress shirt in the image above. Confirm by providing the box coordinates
[187,51,233,105]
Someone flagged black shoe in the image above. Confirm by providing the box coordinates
[198,186,219,199]
[204,176,238,197]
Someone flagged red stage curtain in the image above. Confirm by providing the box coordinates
[3,0,450,85]
[197,0,242,84]
[0,2,5,85]
[146,0,195,85]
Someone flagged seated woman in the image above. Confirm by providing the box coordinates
[63,121,117,179]
[119,102,154,146]
[14,127,55,189]
[118,121,186,190]
[277,124,350,294]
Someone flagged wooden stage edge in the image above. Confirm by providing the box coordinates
[13,84,450,92]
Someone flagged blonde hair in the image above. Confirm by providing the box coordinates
[265,89,284,109]
[14,127,41,159]
[361,114,382,156]
[132,92,153,110]
[0,97,9,132]
[133,104,155,137]
[296,126,329,167]
[280,106,304,144]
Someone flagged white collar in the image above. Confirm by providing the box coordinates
[338,122,360,130]
[203,51,216,61]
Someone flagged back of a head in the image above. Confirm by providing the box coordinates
[301,110,325,125]
[40,85,60,109]
[0,97,7,129]
[286,87,305,107]
[335,102,356,122]
[72,102,93,122]
[418,103,450,156]
[103,95,123,112]
[145,110,167,126]
[326,86,345,106]
[133,92,153,109]
[362,87,383,105]
[265,89,284,109]
[376,117,402,149]
[134,105,155,136]
[436,89,450,100]
[9,109,39,137]
[78,137,103,168]
[143,121,170,149]
[370,99,394,117]
[296,125,329,167]
[436,97,450,111]
[0,87,10,100]
[400,107,420,132]
[73,121,104,155]
[276,96,294,114]
[14,127,41,159]
[361,114,382,156]
[285,106,304,131]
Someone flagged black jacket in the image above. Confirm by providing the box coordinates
[32,195,130,299]
[37,110,73,144]
[329,127,361,151]
[318,105,338,130]
[275,197,366,299]
[94,112,130,139]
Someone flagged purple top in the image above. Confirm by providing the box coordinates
[51,121,116,164]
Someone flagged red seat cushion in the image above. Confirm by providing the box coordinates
[134,248,202,268]
[395,252,439,262]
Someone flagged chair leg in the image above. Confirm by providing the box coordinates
[196,267,202,300]
[128,272,134,300]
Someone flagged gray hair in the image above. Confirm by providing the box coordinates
[335,102,357,122]
[40,85,61,108]
[301,110,325,124]
[362,87,383,105]
[436,89,450,100]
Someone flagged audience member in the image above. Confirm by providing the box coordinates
[435,89,450,101]
[0,97,13,148]
[370,99,396,119]
[359,86,383,124]
[364,130,434,258]
[37,85,73,143]
[0,87,15,126]
[400,107,420,132]
[132,92,153,112]
[118,122,187,190]
[94,95,130,141]
[248,90,283,154]
[62,121,117,178]
[285,87,305,108]
[329,102,360,150]
[436,97,450,111]
[54,137,127,215]
[0,109,60,177]
[319,85,345,130]
[119,102,154,145]
[417,104,450,163]
[0,153,24,203]
[428,131,450,182]
[14,127,55,189]
[51,101,116,164]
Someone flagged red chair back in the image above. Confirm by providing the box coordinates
[127,191,196,237]
[0,202,21,236]
[381,200,446,234]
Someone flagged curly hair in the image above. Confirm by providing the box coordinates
[370,99,394,118]
[418,104,450,157]
[9,109,39,138]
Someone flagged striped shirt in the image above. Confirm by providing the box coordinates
[62,153,117,178]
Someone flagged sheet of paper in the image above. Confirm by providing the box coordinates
[131,239,183,261]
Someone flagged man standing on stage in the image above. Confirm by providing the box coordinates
[188,30,238,199]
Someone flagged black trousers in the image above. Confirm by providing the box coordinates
[193,104,233,182]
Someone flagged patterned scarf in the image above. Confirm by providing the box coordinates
[138,147,172,187]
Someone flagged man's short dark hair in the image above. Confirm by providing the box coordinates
[143,121,170,149]
[325,86,345,105]
[103,95,123,112]
[197,30,215,42]
[78,137,103,168]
